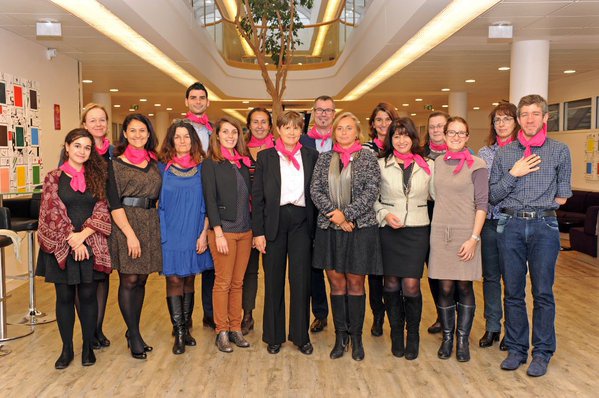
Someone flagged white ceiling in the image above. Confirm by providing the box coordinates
[1,0,599,125]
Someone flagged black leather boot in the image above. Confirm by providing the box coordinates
[437,305,456,359]
[329,295,349,359]
[404,295,422,360]
[383,290,404,358]
[456,302,475,362]
[348,294,366,361]
[182,292,197,346]
[167,296,185,355]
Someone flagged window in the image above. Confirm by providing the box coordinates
[564,98,592,131]
[547,103,560,132]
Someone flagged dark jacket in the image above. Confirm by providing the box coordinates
[252,147,318,241]
[299,134,316,149]
[201,158,251,228]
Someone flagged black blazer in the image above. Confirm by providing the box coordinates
[299,134,316,149]
[252,147,318,241]
[202,158,251,228]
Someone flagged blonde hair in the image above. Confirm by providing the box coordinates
[332,112,361,143]
[81,103,109,126]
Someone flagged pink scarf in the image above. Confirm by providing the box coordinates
[165,153,198,171]
[248,134,274,149]
[186,112,213,132]
[333,141,363,168]
[123,146,157,165]
[275,139,302,170]
[222,148,251,169]
[518,123,547,156]
[307,126,332,147]
[96,137,111,156]
[59,162,86,193]
[374,138,385,151]
[444,149,474,174]
[429,141,448,152]
[497,136,515,147]
[394,151,431,175]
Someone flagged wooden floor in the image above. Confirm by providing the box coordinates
[0,241,598,397]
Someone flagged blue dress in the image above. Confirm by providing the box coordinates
[158,162,213,276]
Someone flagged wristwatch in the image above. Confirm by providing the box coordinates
[471,234,481,242]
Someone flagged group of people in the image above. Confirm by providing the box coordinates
[36,82,571,378]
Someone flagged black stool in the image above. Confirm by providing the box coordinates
[4,195,55,325]
[0,207,34,354]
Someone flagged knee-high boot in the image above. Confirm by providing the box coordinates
[383,290,404,357]
[167,296,185,355]
[348,294,366,361]
[183,292,197,346]
[329,295,349,359]
[456,302,475,362]
[437,305,456,359]
[404,294,422,360]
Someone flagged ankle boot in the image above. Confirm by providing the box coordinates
[167,296,186,355]
[241,311,254,336]
[437,305,456,359]
[404,295,422,360]
[182,292,197,346]
[329,295,349,359]
[383,290,405,358]
[456,302,476,362]
[348,294,366,361]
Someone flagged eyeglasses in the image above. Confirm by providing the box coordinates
[314,108,335,115]
[429,123,445,130]
[445,130,469,138]
[493,116,514,125]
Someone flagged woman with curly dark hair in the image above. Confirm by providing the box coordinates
[37,128,112,369]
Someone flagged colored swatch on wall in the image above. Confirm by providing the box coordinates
[32,165,41,185]
[15,126,25,147]
[0,168,9,193]
[14,85,23,107]
[0,125,7,147]
[16,165,26,191]
[31,127,39,146]
[0,82,5,104]
[30,90,38,109]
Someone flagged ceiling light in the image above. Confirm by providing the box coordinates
[563,70,576,74]
[366,117,370,120]
[498,66,510,71]
[415,98,423,102]
[492,102,499,106]
[109,88,119,92]
[298,63,303,66]
[465,79,476,83]
[148,113,154,116]
[180,113,186,116]
[166,107,173,111]
[442,104,448,108]
[154,103,161,107]
[402,103,409,107]
[410,113,417,116]
[473,106,480,110]
[242,101,250,104]
[82,79,93,84]
[313,0,344,56]
[128,108,135,112]
[394,107,398,110]
[113,104,121,108]
[343,0,500,100]
[140,98,147,102]
[441,88,450,92]
[50,0,220,100]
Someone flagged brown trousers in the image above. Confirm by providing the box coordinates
[208,230,253,333]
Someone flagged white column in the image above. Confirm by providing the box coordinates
[154,111,170,144]
[91,92,112,125]
[449,92,468,119]
[509,40,549,105]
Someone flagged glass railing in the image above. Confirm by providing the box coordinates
[184,0,370,67]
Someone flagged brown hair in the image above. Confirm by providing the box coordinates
[381,117,423,159]
[368,103,398,139]
[313,95,335,107]
[486,102,520,146]
[277,110,305,130]
[423,111,450,146]
[444,116,470,136]
[159,120,205,165]
[207,117,248,162]
[246,107,272,136]
[61,128,107,200]
[517,94,548,115]
[332,112,361,143]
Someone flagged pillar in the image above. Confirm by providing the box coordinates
[154,111,170,143]
[509,40,549,105]
[449,92,468,119]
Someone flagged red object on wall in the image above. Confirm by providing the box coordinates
[54,104,61,130]
[14,86,23,107]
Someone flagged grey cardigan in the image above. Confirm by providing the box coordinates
[310,149,381,229]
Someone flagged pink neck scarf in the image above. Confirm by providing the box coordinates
[518,123,547,156]
[394,151,431,175]
[96,137,110,156]
[444,149,474,174]
[123,146,157,165]
[497,136,515,148]
[429,141,447,152]
[275,139,302,170]
[186,112,213,132]
[333,141,363,168]
[59,162,86,193]
[165,153,198,171]
[307,126,332,147]
[248,134,274,149]
[222,148,251,169]
[374,138,385,151]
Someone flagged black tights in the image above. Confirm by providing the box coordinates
[118,273,148,353]
[438,280,475,307]
[55,282,98,351]
[74,277,110,340]
[383,276,421,297]
[166,275,195,297]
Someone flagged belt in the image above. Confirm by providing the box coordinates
[501,208,556,219]
[122,196,157,209]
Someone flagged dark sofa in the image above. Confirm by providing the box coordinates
[558,190,599,257]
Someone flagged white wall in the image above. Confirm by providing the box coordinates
[0,27,81,289]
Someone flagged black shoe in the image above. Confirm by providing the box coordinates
[126,335,147,360]
[241,312,254,336]
[298,342,313,355]
[54,347,74,370]
[330,332,349,359]
[427,319,442,334]
[310,318,327,333]
[203,315,216,330]
[371,312,384,337]
[82,344,96,366]
[499,336,507,351]
[125,330,152,352]
[479,331,500,348]
[92,338,102,350]
[267,344,281,354]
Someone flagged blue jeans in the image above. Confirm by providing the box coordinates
[496,214,560,360]
[481,219,503,332]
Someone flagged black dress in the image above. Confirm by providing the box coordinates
[36,173,104,285]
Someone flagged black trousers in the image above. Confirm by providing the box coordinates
[262,205,312,346]
[201,269,214,317]
[242,248,260,312]
[311,270,329,319]
[368,275,385,316]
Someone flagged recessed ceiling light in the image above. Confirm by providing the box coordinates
[265,62,269,65]
[247,107,252,110]
[148,113,154,116]
[82,79,93,84]
[402,103,409,107]
[113,104,121,108]
[394,107,398,110]
[154,103,161,107]
[498,66,510,71]
[109,88,119,92]
[442,104,448,108]
[166,107,173,111]
[473,106,480,110]
[242,100,250,104]
[441,88,450,92]
[298,62,303,66]
[128,108,135,111]
[140,98,147,102]
[465,79,476,83]
[492,102,499,106]
[563,70,576,74]
[181,113,186,116]
[410,113,417,116]
[366,117,370,120]
[415,98,423,102]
